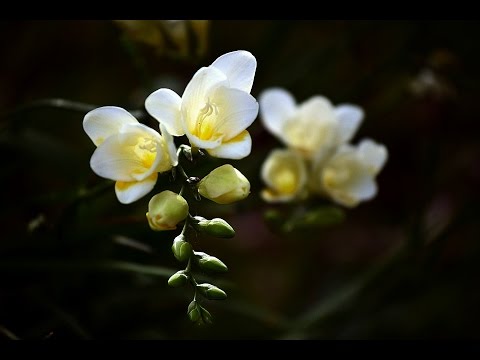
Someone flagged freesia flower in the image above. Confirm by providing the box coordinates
[310,139,388,207]
[145,50,259,159]
[83,106,178,204]
[259,88,364,161]
[261,148,308,203]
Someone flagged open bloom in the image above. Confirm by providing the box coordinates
[83,106,178,204]
[145,50,259,159]
[261,148,308,203]
[259,88,364,161]
[310,139,388,207]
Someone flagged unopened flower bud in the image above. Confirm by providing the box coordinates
[168,270,189,287]
[187,300,213,324]
[196,283,227,300]
[171,234,192,262]
[195,251,228,272]
[187,300,201,322]
[193,217,235,238]
[146,190,189,231]
[198,164,250,204]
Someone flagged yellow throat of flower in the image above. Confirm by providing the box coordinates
[194,98,219,140]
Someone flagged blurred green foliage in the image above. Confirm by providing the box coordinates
[1,20,480,339]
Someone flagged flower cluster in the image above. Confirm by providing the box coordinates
[83,50,258,324]
[259,88,388,208]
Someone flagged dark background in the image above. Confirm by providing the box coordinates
[1,20,479,339]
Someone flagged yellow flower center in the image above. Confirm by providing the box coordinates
[195,98,219,140]
[134,137,157,169]
[275,167,297,194]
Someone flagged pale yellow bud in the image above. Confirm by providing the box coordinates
[198,164,250,204]
[146,190,189,231]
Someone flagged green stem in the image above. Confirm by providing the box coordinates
[0,325,20,340]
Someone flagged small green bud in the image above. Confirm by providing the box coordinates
[168,270,189,287]
[146,190,189,231]
[187,300,213,325]
[197,283,227,300]
[198,164,250,204]
[171,234,192,262]
[193,217,235,238]
[195,251,228,273]
[187,300,201,322]
[198,304,213,325]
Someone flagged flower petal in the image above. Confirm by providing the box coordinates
[358,138,388,175]
[350,175,377,201]
[182,66,227,132]
[211,86,259,141]
[160,124,178,167]
[90,128,159,182]
[334,104,364,144]
[145,88,184,136]
[259,88,296,138]
[210,50,256,93]
[83,106,138,146]
[115,173,158,204]
[206,130,251,159]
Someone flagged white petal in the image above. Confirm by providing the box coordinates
[90,130,159,182]
[358,138,388,175]
[83,106,138,146]
[259,88,296,138]
[206,130,251,159]
[160,124,178,167]
[211,86,259,141]
[145,88,184,136]
[335,104,364,144]
[297,96,334,119]
[210,50,257,93]
[182,66,227,132]
[115,174,158,204]
[352,176,377,200]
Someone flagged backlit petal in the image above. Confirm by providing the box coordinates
[259,88,296,138]
[145,88,184,136]
[210,50,257,93]
[206,130,251,159]
[83,106,138,146]
[115,173,158,204]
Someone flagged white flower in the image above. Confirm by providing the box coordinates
[145,50,259,159]
[83,106,178,204]
[310,139,388,207]
[261,148,308,203]
[259,88,364,161]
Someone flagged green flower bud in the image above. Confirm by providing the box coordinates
[195,251,228,273]
[196,283,227,300]
[198,304,213,325]
[146,190,189,231]
[187,300,201,323]
[168,270,189,287]
[187,300,213,325]
[193,217,235,238]
[198,164,250,204]
[171,234,192,262]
